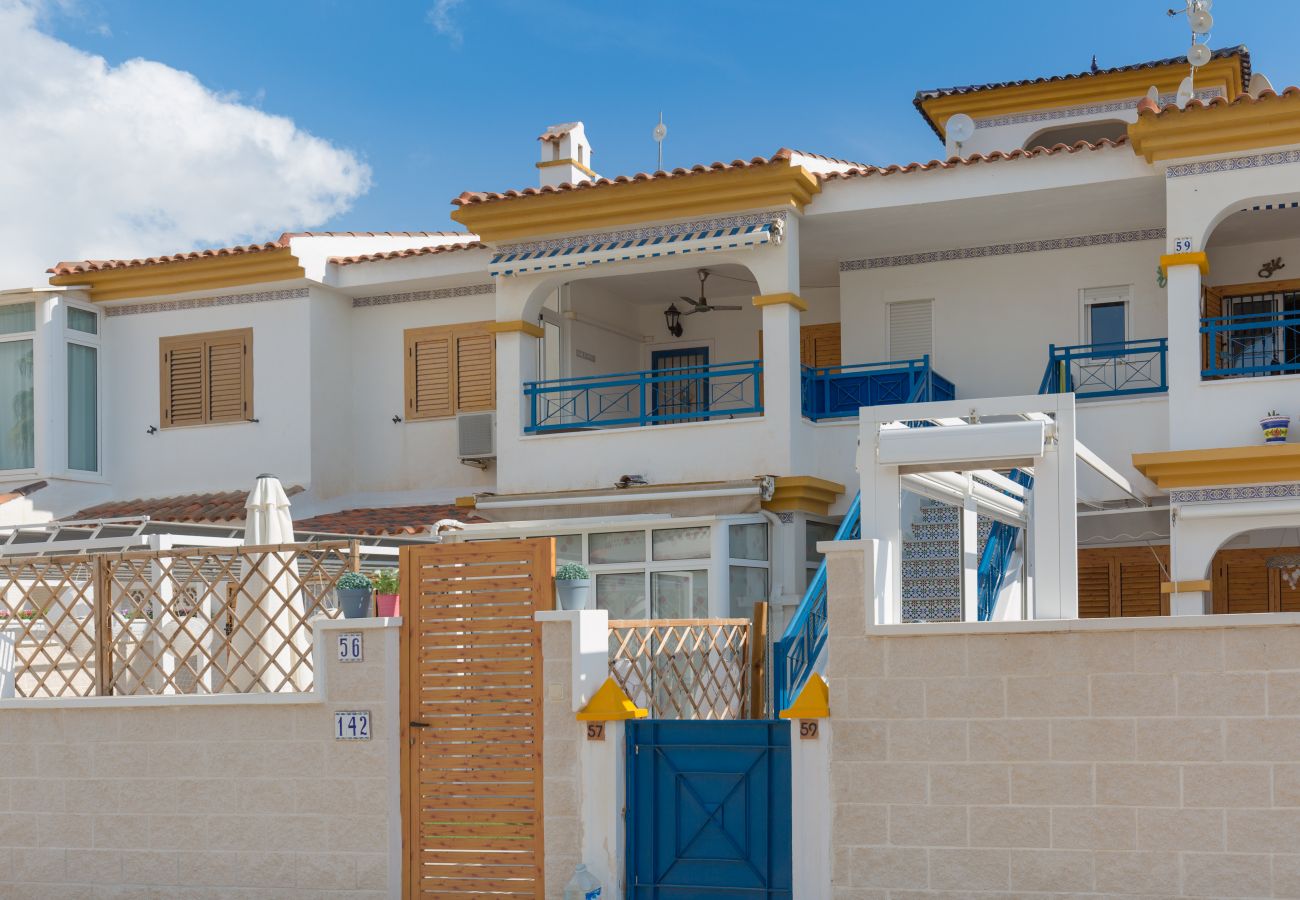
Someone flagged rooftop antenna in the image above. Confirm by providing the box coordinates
[653,112,667,172]
[1167,0,1215,102]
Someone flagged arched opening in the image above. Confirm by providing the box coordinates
[1023,119,1127,151]
[1202,203,1300,379]
[1207,526,1300,614]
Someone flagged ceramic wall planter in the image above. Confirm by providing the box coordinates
[555,579,591,611]
[336,587,374,619]
[1261,413,1291,444]
[375,593,400,617]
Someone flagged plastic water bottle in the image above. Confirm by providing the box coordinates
[564,863,602,900]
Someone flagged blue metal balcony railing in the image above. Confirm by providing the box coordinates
[1201,311,1300,378]
[801,356,956,421]
[772,492,860,714]
[1038,338,1168,398]
[523,360,762,433]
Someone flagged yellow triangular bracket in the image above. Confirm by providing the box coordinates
[778,673,830,719]
[576,677,648,721]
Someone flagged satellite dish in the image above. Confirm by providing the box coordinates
[653,122,667,143]
[1146,85,1161,105]
[1249,73,1275,97]
[1189,8,1213,34]
[1188,43,1212,68]
[1175,75,1196,108]
[947,113,975,146]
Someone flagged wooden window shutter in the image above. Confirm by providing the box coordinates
[406,331,453,420]
[799,323,842,368]
[1077,547,1171,617]
[1201,286,1224,374]
[889,300,933,361]
[206,332,251,423]
[160,329,252,427]
[1213,549,1290,614]
[454,332,495,411]
[1077,558,1113,618]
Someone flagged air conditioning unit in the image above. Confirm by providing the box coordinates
[457,412,496,461]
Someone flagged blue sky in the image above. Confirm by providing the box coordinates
[13,0,1300,268]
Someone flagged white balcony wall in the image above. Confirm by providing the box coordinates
[839,237,1167,400]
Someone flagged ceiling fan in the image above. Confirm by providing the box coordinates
[680,269,742,316]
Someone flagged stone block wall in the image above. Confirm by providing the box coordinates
[0,618,399,899]
[826,541,1300,899]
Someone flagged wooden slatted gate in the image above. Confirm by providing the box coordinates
[400,538,554,898]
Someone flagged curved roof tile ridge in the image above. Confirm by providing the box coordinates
[818,135,1129,184]
[48,241,287,276]
[1136,84,1300,118]
[452,149,796,206]
[330,241,489,266]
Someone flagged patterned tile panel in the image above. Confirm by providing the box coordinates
[1170,482,1300,504]
[1167,149,1300,179]
[352,283,495,308]
[841,228,1165,272]
[105,288,308,318]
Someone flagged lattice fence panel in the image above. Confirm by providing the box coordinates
[608,618,751,720]
[0,542,356,698]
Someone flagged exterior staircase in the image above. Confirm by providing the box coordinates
[901,500,991,622]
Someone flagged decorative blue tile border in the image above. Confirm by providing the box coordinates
[353,283,495,308]
[1171,483,1300,504]
[841,228,1165,271]
[497,211,788,257]
[977,89,1221,129]
[105,287,309,317]
[1167,149,1300,180]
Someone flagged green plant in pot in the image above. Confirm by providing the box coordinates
[336,571,374,619]
[371,568,400,617]
[555,562,591,611]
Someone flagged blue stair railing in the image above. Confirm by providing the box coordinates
[772,492,860,713]
[975,470,1034,621]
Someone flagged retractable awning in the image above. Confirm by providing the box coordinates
[488,222,777,277]
[466,477,774,522]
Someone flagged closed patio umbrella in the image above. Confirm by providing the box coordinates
[232,474,311,691]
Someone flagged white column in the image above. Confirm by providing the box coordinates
[757,299,802,473]
[790,717,831,900]
[856,431,900,625]
[1164,259,1205,449]
[961,492,979,622]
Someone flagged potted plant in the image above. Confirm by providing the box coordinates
[1261,410,1291,444]
[555,562,592,611]
[371,569,400,617]
[335,572,374,619]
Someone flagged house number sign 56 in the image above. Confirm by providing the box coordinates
[334,710,371,740]
[337,632,363,662]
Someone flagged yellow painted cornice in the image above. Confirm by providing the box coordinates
[752,292,808,312]
[763,475,846,516]
[535,158,599,179]
[486,320,545,339]
[454,495,478,508]
[1128,90,1300,163]
[48,247,305,302]
[922,56,1243,139]
[451,161,821,243]
[1133,444,1300,489]
[1160,251,1210,276]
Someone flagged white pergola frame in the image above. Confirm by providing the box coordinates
[859,394,1150,625]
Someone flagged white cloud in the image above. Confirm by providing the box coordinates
[0,1,371,286]
[427,0,464,45]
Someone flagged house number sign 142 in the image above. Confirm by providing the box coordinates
[334,710,371,741]
[337,631,363,662]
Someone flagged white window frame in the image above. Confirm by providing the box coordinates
[0,298,40,476]
[62,300,102,478]
[458,514,771,620]
[1079,286,1133,346]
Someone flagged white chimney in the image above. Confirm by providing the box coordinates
[537,122,598,188]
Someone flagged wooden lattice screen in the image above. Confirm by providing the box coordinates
[608,618,752,720]
[0,542,356,698]
[401,538,553,899]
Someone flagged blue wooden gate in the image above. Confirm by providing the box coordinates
[626,720,792,898]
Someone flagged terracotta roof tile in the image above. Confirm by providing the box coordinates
[817,136,1129,184]
[48,241,287,277]
[278,230,468,240]
[66,487,303,524]
[293,504,483,536]
[0,481,47,507]
[1135,85,1300,118]
[452,149,795,207]
[538,123,580,143]
[913,46,1251,139]
[329,241,489,266]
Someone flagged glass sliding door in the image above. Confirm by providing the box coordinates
[0,302,35,471]
[67,342,97,472]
